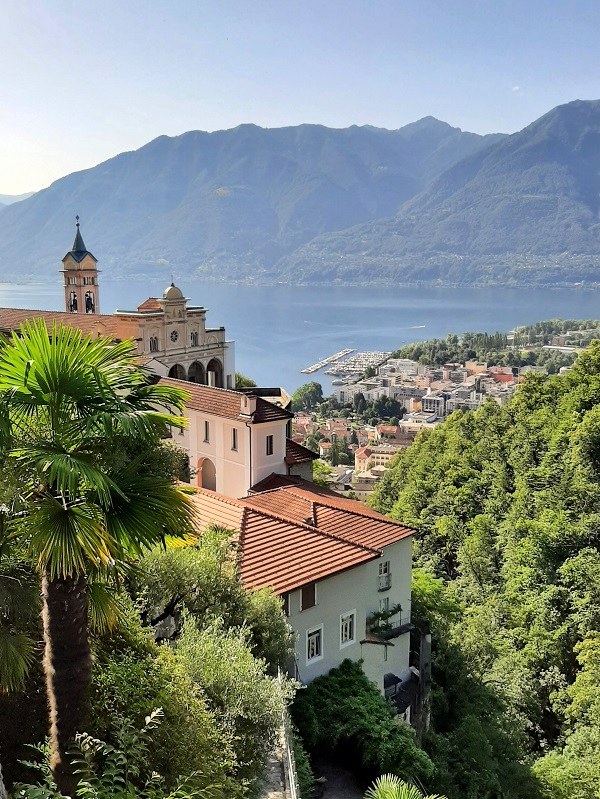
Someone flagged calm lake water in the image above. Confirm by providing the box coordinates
[1,280,599,393]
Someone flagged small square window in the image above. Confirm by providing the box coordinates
[204,421,210,443]
[231,428,238,450]
[307,626,323,662]
[266,434,274,456]
[340,610,356,648]
[301,583,316,610]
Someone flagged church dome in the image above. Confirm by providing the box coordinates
[163,282,184,300]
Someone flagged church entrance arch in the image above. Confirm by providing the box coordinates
[197,457,216,491]
[188,361,205,384]
[168,363,186,380]
[206,358,223,388]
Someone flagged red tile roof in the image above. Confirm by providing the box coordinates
[190,486,381,594]
[0,308,140,340]
[137,298,162,312]
[159,378,292,423]
[285,438,318,465]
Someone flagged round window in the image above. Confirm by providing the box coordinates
[170,330,179,343]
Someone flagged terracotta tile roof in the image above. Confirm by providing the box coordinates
[0,308,140,340]
[250,473,303,493]
[285,438,318,465]
[159,378,291,423]
[137,298,162,312]
[190,487,380,594]
[356,447,372,458]
[244,479,414,552]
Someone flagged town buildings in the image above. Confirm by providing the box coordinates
[2,224,418,701]
[0,221,235,389]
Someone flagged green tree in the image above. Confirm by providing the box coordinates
[291,383,324,412]
[235,372,257,389]
[0,321,195,795]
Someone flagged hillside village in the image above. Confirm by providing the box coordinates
[1,225,600,799]
[292,346,579,501]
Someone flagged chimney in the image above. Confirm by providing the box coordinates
[241,394,257,416]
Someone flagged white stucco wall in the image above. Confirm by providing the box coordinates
[286,536,412,692]
[177,408,290,498]
[250,421,288,488]
[178,409,250,497]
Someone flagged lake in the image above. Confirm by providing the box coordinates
[1,279,599,393]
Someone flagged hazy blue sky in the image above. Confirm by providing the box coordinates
[2,0,599,193]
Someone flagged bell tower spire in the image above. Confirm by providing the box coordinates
[61,216,100,314]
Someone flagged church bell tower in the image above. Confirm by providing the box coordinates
[61,217,100,314]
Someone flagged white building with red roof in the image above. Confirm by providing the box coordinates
[190,478,414,692]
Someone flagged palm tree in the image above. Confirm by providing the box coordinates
[364,774,446,799]
[0,320,195,796]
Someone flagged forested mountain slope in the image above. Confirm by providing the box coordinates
[0,119,500,282]
[282,99,600,285]
[371,345,600,798]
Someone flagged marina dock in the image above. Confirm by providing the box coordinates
[300,348,355,374]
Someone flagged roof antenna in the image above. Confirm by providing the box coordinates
[76,214,80,227]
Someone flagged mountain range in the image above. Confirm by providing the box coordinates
[1,99,599,286]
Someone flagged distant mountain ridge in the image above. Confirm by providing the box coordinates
[281,100,600,285]
[0,192,35,206]
[1,101,599,287]
[0,119,502,283]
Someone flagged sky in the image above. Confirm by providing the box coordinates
[1,0,599,194]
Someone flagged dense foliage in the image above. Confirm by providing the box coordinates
[371,342,600,798]
[393,329,578,373]
[291,660,433,787]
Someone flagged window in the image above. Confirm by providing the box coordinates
[204,420,210,443]
[379,597,390,613]
[67,276,76,285]
[301,583,316,610]
[149,336,159,353]
[190,331,199,347]
[231,427,238,450]
[266,434,274,456]
[340,610,356,648]
[83,276,94,285]
[378,560,391,591]
[306,626,323,663]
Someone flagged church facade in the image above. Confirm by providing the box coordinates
[0,221,235,388]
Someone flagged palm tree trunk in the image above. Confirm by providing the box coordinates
[0,759,8,799]
[42,572,91,797]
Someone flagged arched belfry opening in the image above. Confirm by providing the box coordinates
[61,217,100,315]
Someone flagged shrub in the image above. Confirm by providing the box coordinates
[291,660,433,785]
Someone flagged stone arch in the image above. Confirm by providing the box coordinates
[168,363,186,380]
[197,457,216,491]
[188,361,205,384]
[206,358,223,388]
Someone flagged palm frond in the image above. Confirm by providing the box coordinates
[20,497,116,578]
[87,581,121,634]
[0,625,36,692]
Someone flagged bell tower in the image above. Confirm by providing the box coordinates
[61,217,100,314]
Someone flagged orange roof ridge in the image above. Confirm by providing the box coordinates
[284,485,413,529]
[243,502,382,557]
[161,376,244,397]
[191,486,247,508]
